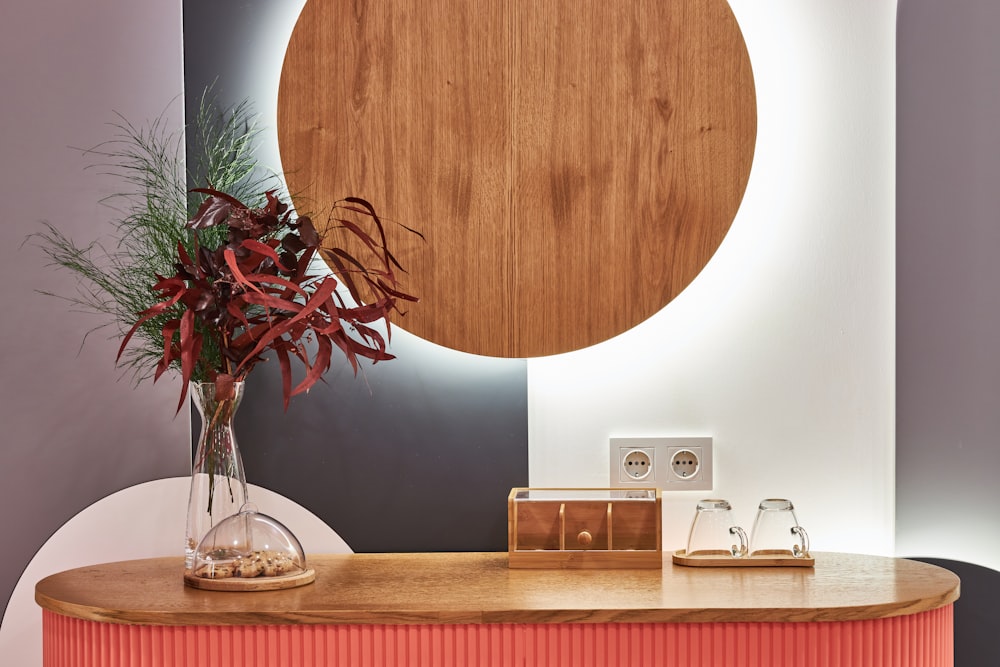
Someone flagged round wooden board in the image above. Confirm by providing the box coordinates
[183,568,316,592]
[278,0,756,357]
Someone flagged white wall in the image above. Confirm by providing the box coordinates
[528,1,898,554]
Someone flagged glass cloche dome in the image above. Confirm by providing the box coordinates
[185,504,314,590]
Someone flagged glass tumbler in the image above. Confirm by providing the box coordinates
[685,499,748,558]
[748,498,809,558]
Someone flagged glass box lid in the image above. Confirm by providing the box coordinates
[512,488,657,502]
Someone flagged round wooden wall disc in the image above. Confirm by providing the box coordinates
[278,0,756,358]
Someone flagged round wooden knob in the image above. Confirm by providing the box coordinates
[577,530,593,546]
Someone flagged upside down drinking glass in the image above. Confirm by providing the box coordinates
[686,499,748,558]
[748,498,809,558]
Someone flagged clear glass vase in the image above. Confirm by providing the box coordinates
[185,381,248,572]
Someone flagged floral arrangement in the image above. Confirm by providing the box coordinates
[34,93,418,412]
[122,189,416,412]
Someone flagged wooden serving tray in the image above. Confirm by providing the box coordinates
[184,568,316,591]
[672,550,815,568]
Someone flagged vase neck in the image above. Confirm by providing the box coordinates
[190,381,245,418]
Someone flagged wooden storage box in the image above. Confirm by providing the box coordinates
[507,488,662,569]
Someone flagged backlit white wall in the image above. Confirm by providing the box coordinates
[528,1,897,553]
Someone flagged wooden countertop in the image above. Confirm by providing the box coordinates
[35,552,959,626]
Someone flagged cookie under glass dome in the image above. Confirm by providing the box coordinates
[184,504,315,590]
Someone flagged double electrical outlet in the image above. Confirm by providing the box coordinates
[609,437,713,491]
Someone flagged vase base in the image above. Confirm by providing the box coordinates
[184,568,316,591]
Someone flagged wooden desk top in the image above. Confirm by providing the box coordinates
[35,552,959,627]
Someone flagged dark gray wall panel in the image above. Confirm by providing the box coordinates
[235,333,528,552]
[184,0,529,552]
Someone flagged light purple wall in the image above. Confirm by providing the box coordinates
[0,0,188,618]
[897,0,1000,571]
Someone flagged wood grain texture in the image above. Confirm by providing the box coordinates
[35,552,958,627]
[277,0,756,357]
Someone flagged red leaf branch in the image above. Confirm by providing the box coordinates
[118,189,418,411]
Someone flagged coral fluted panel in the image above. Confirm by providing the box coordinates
[42,607,953,667]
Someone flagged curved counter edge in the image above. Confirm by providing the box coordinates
[35,552,960,626]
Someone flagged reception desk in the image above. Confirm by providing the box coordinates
[35,552,958,666]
